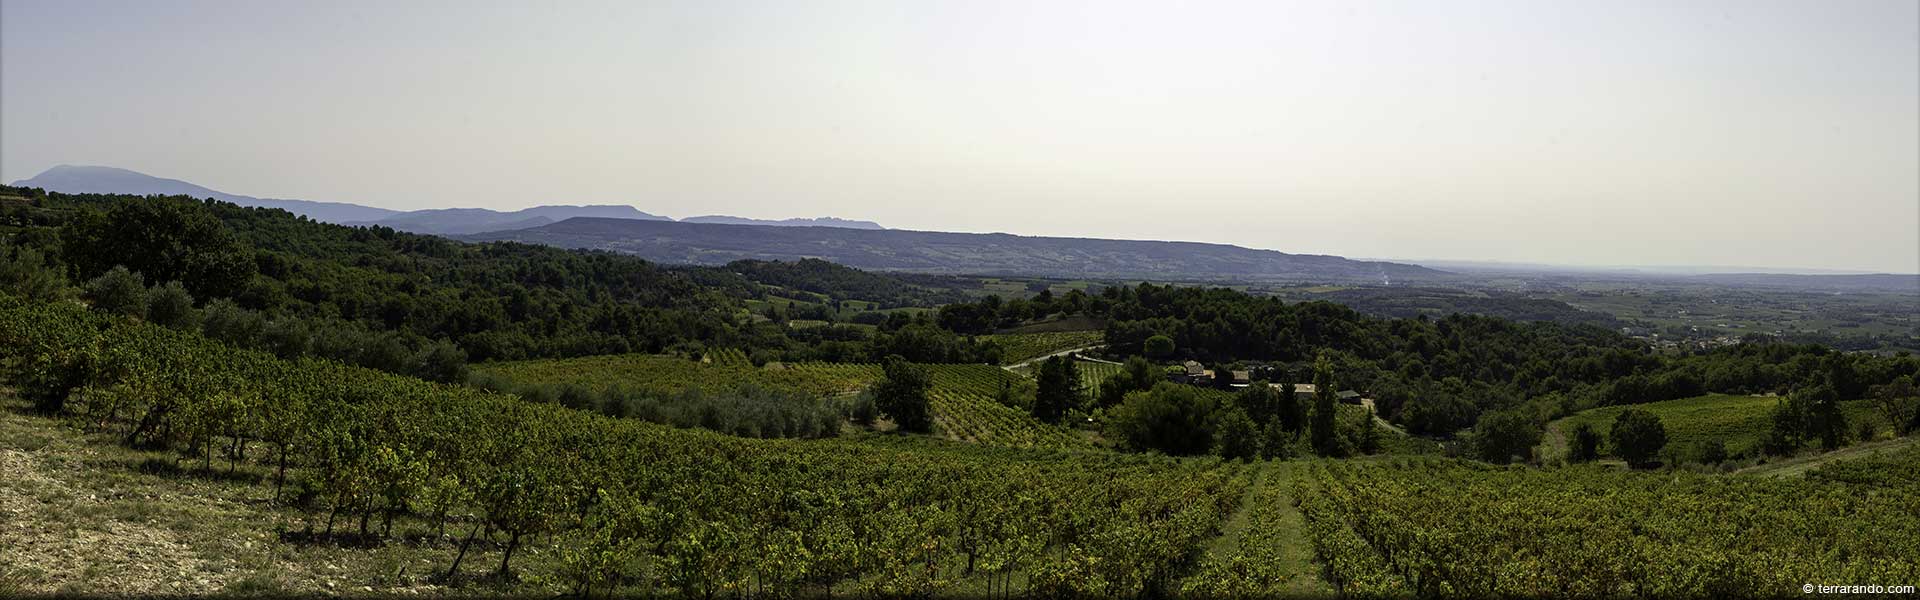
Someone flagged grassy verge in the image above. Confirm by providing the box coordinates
[1736,435,1920,479]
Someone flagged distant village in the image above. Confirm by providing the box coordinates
[1619,325,1773,354]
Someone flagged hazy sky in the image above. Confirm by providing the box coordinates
[4,0,1916,272]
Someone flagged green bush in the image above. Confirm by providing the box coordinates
[145,281,199,330]
[1610,409,1668,468]
[1213,406,1260,460]
[84,266,147,318]
[1109,382,1217,455]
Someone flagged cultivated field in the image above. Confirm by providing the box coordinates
[980,330,1103,365]
[1549,393,1894,458]
[1293,457,1920,597]
[476,352,1090,449]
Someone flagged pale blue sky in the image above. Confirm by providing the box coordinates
[3,0,1916,272]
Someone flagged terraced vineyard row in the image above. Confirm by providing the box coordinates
[1294,458,1920,598]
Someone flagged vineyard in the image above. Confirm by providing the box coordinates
[1292,458,1920,598]
[1551,393,1896,458]
[1803,443,1920,486]
[8,281,1916,598]
[0,297,1242,597]
[1179,465,1329,598]
[1073,360,1124,393]
[476,352,1092,449]
[478,350,868,398]
[980,330,1103,365]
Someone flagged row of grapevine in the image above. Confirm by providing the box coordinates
[979,330,1103,365]
[477,353,872,399]
[482,354,1090,450]
[706,347,753,369]
[792,362,1092,450]
[1803,443,1920,486]
[1293,458,1920,598]
[1180,467,1317,598]
[1,297,1234,596]
[1074,360,1123,393]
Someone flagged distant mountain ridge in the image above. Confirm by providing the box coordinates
[10,165,403,223]
[682,215,884,230]
[342,205,670,236]
[10,165,881,234]
[464,217,1447,282]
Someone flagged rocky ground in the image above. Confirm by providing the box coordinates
[0,397,549,597]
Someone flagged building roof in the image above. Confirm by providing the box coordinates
[1270,383,1317,394]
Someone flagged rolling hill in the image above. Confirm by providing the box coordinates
[462,216,1449,281]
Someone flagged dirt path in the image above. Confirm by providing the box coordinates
[1195,464,1269,561]
[1359,398,1407,436]
[1000,344,1107,372]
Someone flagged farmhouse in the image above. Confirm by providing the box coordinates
[1176,360,1213,385]
[1228,370,1251,388]
[1270,382,1316,401]
[1268,382,1364,404]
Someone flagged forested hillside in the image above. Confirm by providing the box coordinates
[0,186,997,377]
